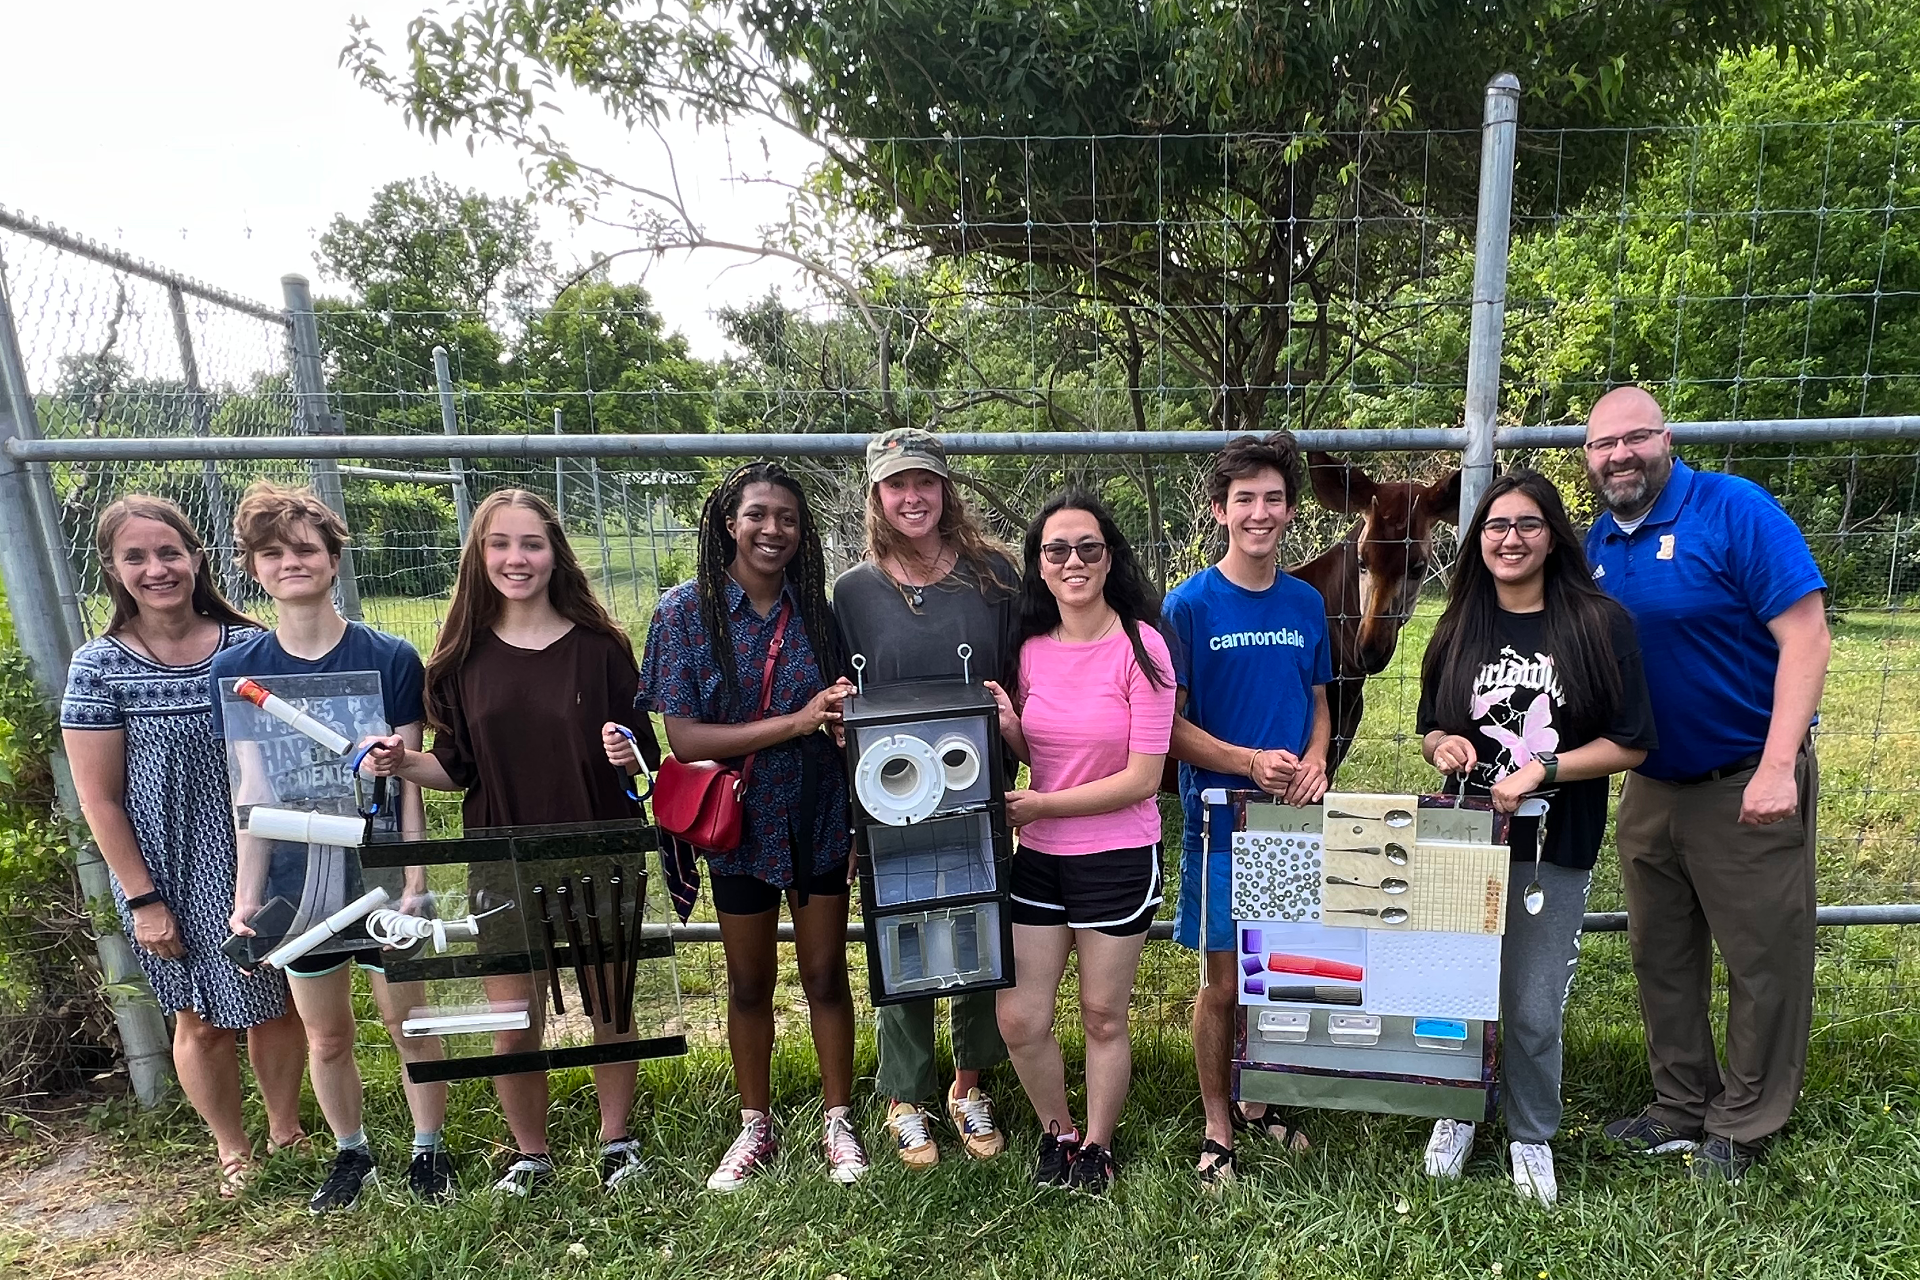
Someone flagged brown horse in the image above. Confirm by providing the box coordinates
[1293,452,1462,778]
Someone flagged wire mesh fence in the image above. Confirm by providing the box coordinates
[3,117,1919,1065]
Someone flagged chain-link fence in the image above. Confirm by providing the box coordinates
[3,111,1919,1089]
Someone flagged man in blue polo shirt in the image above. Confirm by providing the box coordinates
[1582,386,1830,1183]
[1162,431,1333,1187]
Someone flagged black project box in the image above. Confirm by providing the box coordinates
[841,673,1015,1005]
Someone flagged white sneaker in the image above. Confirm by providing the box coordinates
[706,1114,777,1192]
[822,1111,870,1184]
[1510,1141,1558,1206]
[1423,1118,1477,1179]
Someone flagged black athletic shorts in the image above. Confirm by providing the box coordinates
[710,859,852,917]
[283,936,422,978]
[1010,842,1163,936]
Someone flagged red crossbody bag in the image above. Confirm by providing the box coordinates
[651,599,792,853]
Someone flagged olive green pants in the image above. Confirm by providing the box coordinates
[874,991,1008,1102]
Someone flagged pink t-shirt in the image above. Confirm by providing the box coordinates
[1015,625,1176,855]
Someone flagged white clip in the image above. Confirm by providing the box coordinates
[957,643,973,683]
[850,653,867,696]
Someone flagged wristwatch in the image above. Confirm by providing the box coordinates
[1536,751,1560,786]
[124,890,166,911]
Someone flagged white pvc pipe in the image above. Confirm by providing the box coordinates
[246,807,368,847]
[933,733,981,793]
[232,677,354,756]
[264,887,390,969]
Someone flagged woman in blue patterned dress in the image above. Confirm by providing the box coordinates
[60,496,307,1197]
[609,462,863,1191]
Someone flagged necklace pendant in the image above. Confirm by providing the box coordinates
[911,588,924,607]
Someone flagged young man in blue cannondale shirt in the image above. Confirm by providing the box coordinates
[1161,432,1333,1187]
[1582,386,1830,1184]
[211,482,454,1210]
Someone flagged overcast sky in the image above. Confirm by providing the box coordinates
[0,1,823,357]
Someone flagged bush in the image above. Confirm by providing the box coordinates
[344,481,462,599]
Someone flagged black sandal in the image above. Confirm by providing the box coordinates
[1197,1137,1236,1187]
[1233,1103,1310,1153]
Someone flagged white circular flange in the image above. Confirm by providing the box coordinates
[855,733,944,825]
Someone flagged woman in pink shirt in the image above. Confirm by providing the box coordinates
[984,490,1174,1196]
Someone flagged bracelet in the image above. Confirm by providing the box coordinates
[124,890,165,911]
[1248,748,1261,777]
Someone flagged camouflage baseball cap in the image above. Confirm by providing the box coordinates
[866,427,950,485]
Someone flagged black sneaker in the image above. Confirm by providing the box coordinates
[1034,1125,1080,1187]
[492,1152,556,1198]
[407,1148,455,1203]
[1688,1133,1760,1184]
[309,1146,377,1214]
[1603,1108,1701,1155]
[1067,1142,1116,1195]
[600,1137,646,1190]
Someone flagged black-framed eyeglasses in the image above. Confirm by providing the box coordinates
[1482,516,1548,539]
[1582,427,1662,455]
[1040,539,1108,565]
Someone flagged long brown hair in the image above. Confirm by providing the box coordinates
[863,473,1016,604]
[94,495,255,636]
[424,488,634,732]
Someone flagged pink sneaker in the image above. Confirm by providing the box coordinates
[707,1114,777,1192]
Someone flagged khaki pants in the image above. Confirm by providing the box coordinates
[1616,748,1818,1144]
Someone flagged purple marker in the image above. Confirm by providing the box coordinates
[1243,975,1265,997]
[1242,955,1263,977]
[1241,927,1263,955]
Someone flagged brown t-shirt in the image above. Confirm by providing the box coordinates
[429,625,639,831]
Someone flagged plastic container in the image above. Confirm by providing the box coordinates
[1255,1010,1312,1043]
[1412,1018,1469,1050]
[1326,1013,1382,1046]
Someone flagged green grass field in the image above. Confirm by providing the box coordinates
[12,597,1920,1279]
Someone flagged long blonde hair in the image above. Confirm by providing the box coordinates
[93,495,255,636]
[863,474,1016,603]
[424,489,633,732]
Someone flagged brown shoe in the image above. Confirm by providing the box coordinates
[946,1084,1006,1159]
[886,1101,940,1169]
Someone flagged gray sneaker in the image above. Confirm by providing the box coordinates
[1602,1108,1700,1155]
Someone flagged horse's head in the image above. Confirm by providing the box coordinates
[1307,452,1461,675]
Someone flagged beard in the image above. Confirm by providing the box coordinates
[1588,453,1672,517]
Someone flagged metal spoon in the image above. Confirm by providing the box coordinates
[1327,843,1410,866]
[1325,875,1409,895]
[1523,815,1547,915]
[1329,906,1411,924]
[1327,808,1414,828]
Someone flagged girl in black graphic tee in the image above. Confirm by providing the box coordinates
[1413,469,1657,1207]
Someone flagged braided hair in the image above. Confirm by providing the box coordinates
[695,461,846,710]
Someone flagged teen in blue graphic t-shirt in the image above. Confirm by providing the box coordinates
[206,483,454,1210]
[1159,432,1332,1186]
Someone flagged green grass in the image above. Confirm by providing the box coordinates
[21,598,1920,1278]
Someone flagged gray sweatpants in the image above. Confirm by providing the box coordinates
[1498,860,1592,1144]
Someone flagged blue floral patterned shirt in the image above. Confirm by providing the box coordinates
[638,578,850,885]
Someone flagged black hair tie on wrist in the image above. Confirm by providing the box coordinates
[124,890,165,911]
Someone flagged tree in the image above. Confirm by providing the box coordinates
[345,0,1838,431]
[513,278,717,437]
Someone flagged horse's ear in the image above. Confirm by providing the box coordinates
[1429,469,1464,525]
[1308,452,1380,513]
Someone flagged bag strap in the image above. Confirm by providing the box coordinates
[737,597,793,795]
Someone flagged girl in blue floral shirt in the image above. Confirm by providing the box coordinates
[612,461,863,1190]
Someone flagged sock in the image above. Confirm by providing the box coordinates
[411,1129,444,1155]
[742,1108,769,1127]
[825,1105,851,1122]
[1058,1127,1081,1145]
[336,1128,369,1152]
[602,1133,633,1150]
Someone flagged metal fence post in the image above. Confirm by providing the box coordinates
[553,407,565,517]
[281,275,363,620]
[0,261,175,1106]
[167,285,239,597]
[431,346,473,542]
[0,274,86,655]
[1461,72,1522,524]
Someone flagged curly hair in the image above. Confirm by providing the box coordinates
[231,481,349,575]
[1206,431,1302,509]
[1014,488,1169,690]
[696,462,846,710]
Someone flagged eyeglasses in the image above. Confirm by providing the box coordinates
[1482,516,1548,539]
[1040,539,1109,565]
[1582,427,1663,455]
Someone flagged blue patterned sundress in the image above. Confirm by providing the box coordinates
[60,625,289,1029]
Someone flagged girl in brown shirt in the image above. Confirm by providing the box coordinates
[370,488,655,1197]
